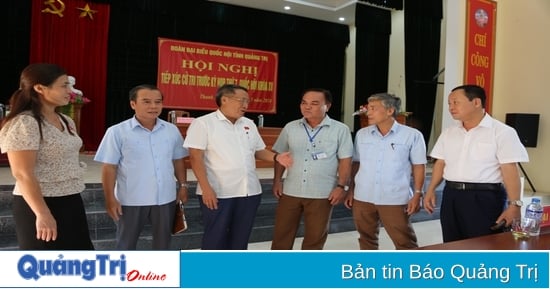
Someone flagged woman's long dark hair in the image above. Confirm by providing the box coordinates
[1,63,75,138]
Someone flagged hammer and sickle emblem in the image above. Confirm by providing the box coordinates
[41,0,65,17]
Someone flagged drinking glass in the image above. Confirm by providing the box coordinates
[511,218,530,240]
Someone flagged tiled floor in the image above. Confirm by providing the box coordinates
[247,220,443,250]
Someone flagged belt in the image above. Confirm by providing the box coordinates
[445,181,503,191]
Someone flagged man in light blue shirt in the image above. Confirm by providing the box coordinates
[94,84,188,249]
[345,93,426,250]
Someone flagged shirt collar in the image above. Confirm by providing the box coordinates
[215,109,246,126]
[130,115,162,131]
[367,120,400,136]
[456,112,494,130]
[478,113,494,128]
[214,109,226,121]
[299,115,332,129]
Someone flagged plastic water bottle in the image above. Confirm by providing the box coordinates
[169,111,177,124]
[258,114,264,127]
[524,198,543,236]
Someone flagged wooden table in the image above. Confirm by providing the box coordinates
[418,226,550,250]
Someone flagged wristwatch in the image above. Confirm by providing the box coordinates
[179,182,189,189]
[507,200,523,207]
[336,184,349,192]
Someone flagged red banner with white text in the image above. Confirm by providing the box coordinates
[464,0,497,113]
[157,38,278,113]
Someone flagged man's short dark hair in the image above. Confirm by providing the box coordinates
[452,85,486,108]
[129,84,162,101]
[302,88,333,104]
[215,84,248,107]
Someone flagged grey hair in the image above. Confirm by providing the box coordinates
[367,93,401,117]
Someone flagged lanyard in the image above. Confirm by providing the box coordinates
[302,123,323,144]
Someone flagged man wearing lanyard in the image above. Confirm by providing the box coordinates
[424,85,529,242]
[271,88,353,250]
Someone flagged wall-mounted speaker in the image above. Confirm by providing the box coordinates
[505,113,540,148]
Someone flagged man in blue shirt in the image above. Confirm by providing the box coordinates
[345,93,426,250]
[94,84,188,249]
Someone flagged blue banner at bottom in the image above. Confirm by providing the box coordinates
[180,251,549,288]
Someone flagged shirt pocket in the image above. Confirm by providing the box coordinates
[357,139,378,161]
[243,131,258,153]
[122,139,151,169]
[152,135,176,160]
[315,139,338,158]
[471,142,496,161]
[388,141,410,163]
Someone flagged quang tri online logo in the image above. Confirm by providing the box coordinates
[18,254,127,281]
[3,251,181,288]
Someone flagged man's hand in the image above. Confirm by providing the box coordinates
[275,152,293,168]
[423,190,437,214]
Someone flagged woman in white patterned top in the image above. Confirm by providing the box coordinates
[0,63,94,249]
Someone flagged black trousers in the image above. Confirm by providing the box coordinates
[12,194,94,250]
[440,186,507,242]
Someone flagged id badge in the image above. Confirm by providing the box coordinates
[312,152,327,160]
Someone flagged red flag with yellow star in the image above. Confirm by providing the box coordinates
[30,0,110,151]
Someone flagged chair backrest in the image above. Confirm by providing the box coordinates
[167,110,190,123]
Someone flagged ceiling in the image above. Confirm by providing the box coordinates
[207,0,359,25]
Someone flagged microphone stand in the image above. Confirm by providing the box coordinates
[518,163,537,194]
[413,67,445,85]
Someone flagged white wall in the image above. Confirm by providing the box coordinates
[387,10,406,103]
[342,27,356,129]
[492,0,550,193]
[441,0,466,129]
[428,0,448,151]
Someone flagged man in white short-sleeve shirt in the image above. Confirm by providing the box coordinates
[184,84,292,250]
[424,85,529,242]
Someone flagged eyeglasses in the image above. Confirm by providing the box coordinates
[228,96,250,105]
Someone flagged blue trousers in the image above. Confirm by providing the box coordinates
[198,194,261,250]
[440,186,506,242]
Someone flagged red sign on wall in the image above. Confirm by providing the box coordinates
[157,38,278,113]
[541,206,550,228]
[464,0,497,113]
